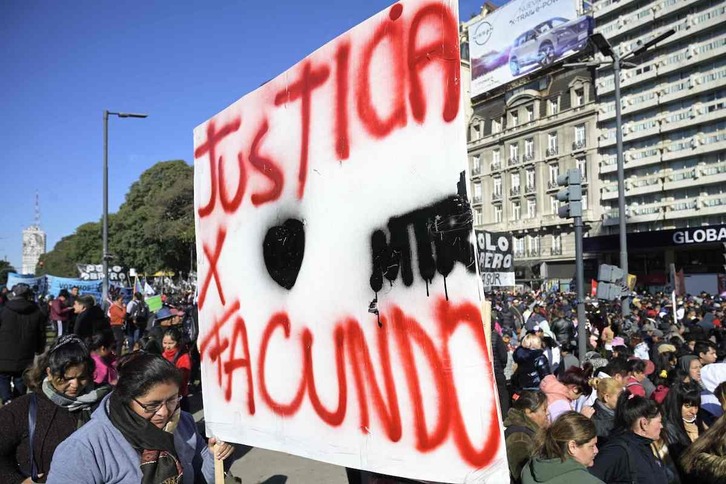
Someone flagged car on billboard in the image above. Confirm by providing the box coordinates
[508,16,591,76]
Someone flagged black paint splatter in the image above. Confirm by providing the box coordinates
[263,218,305,290]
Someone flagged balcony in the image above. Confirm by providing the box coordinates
[514,250,525,258]
[525,249,541,258]
[546,147,558,158]
[572,140,586,152]
[523,153,534,162]
[471,166,481,176]
[508,156,520,166]
[472,195,482,204]
[492,192,502,201]
[510,186,521,197]
[547,180,559,189]
[525,184,536,194]
[550,247,563,256]
[491,161,502,171]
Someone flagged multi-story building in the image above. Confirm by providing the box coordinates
[462,4,599,290]
[588,0,726,292]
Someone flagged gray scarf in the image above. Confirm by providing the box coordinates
[42,378,111,413]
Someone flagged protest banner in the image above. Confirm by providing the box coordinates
[77,263,129,284]
[475,230,515,287]
[5,273,46,293]
[193,0,507,481]
[46,275,102,300]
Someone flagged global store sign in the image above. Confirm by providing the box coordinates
[673,227,726,245]
[469,0,592,98]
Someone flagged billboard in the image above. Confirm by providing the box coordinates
[469,0,592,98]
[475,231,515,287]
[193,0,507,482]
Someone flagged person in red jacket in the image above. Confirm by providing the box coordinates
[50,289,75,337]
[161,327,191,411]
[108,294,126,356]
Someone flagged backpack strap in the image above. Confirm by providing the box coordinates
[613,440,638,484]
[28,392,39,481]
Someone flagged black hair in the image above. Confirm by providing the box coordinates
[24,335,95,391]
[163,327,183,344]
[87,331,115,352]
[627,359,646,375]
[694,340,717,358]
[512,390,547,413]
[560,365,594,397]
[605,357,630,378]
[134,336,162,355]
[614,391,661,431]
[76,294,95,310]
[662,382,702,446]
[114,351,182,404]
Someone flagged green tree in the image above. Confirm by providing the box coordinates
[41,160,195,277]
[0,260,16,286]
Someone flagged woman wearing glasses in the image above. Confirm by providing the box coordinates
[0,335,110,484]
[47,351,234,483]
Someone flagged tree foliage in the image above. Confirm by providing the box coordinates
[39,160,195,276]
[0,260,16,286]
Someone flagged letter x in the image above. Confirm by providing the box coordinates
[198,228,227,310]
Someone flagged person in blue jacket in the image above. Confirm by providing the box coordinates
[47,351,234,483]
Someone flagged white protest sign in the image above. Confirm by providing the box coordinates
[193,1,507,481]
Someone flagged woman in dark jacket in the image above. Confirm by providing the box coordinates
[680,413,726,483]
[590,391,669,484]
[662,382,706,479]
[0,335,110,483]
[590,377,623,446]
[512,333,551,394]
[504,390,549,483]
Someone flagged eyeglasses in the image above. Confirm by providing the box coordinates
[133,395,182,414]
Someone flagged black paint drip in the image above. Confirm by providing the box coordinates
[369,195,475,294]
[263,218,305,290]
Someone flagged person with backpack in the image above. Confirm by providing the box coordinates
[590,392,669,484]
[125,292,148,350]
[504,390,549,483]
[161,327,191,411]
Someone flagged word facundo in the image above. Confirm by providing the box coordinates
[194,2,460,217]
[198,297,501,468]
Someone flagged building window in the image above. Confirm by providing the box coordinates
[549,97,560,115]
[526,105,534,122]
[574,88,584,107]
[509,143,519,164]
[494,204,503,223]
[512,201,521,220]
[475,208,483,226]
[573,125,586,150]
[492,149,501,168]
[576,158,587,180]
[472,155,481,175]
[525,168,535,191]
[527,198,537,218]
[510,110,519,127]
[524,138,534,160]
[550,195,559,214]
[552,234,562,254]
[493,176,502,198]
[473,182,482,203]
[492,117,502,134]
[582,190,588,210]
[547,132,558,155]
[548,163,560,186]
[471,123,481,141]
[514,237,525,256]
[511,172,521,195]
[527,235,540,256]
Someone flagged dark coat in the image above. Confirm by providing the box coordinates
[73,305,109,340]
[590,430,668,484]
[0,298,46,373]
[0,391,81,483]
[684,449,726,484]
[512,346,551,392]
[591,399,615,446]
[504,407,540,483]
[550,318,574,347]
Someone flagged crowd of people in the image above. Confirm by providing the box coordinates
[0,282,232,483]
[492,290,726,483]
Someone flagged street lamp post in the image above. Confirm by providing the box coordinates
[103,110,147,308]
[566,29,674,317]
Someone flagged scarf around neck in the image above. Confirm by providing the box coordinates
[107,392,183,484]
[42,378,110,423]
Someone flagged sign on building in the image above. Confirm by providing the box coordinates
[476,230,515,287]
[193,0,507,482]
[469,0,592,98]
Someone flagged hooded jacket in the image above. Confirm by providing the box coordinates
[591,399,615,445]
[513,347,551,392]
[0,298,46,373]
[539,375,572,423]
[504,407,541,482]
[700,363,726,422]
[521,456,603,484]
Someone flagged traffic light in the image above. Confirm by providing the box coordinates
[556,169,582,219]
[596,264,626,301]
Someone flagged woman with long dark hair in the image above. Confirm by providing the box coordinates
[48,351,234,483]
[504,390,549,483]
[0,335,109,483]
[661,382,707,479]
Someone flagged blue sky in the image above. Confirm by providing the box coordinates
[0,0,496,271]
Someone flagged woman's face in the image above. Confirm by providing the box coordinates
[569,436,598,467]
[162,335,178,352]
[130,381,181,429]
[681,402,698,422]
[47,364,90,398]
[638,414,663,441]
[689,359,703,382]
[525,402,549,429]
[566,384,583,401]
[602,387,624,410]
